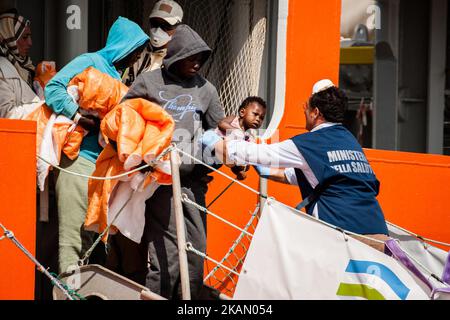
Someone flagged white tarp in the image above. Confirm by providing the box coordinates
[233,199,434,300]
[387,223,448,278]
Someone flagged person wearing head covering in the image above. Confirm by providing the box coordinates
[107,24,225,299]
[0,10,40,118]
[207,79,389,252]
[122,0,183,86]
[44,16,149,274]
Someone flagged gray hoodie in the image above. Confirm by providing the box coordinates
[123,24,225,175]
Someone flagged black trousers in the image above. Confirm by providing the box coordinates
[106,175,208,300]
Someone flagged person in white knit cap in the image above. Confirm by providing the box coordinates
[204,79,390,252]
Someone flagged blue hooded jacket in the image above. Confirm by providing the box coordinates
[44,17,149,163]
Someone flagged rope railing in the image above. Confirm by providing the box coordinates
[186,242,240,277]
[203,205,260,296]
[181,194,253,238]
[175,147,263,197]
[181,195,259,296]
[36,145,174,181]
[386,221,450,248]
[204,205,260,283]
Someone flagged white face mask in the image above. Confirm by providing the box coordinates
[149,27,172,48]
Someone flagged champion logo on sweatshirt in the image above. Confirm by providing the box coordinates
[159,91,200,122]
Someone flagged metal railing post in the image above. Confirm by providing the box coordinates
[170,148,191,300]
[259,176,268,213]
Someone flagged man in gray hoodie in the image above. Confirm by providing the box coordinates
[108,24,225,299]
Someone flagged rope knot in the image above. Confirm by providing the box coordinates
[0,224,13,240]
[181,193,190,202]
[185,242,194,252]
[5,230,14,239]
[335,227,348,242]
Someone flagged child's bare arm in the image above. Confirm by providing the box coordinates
[218,115,237,133]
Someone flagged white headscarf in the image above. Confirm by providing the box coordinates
[0,12,35,85]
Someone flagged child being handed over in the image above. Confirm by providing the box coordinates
[217,96,266,180]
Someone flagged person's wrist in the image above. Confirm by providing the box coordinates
[254,165,270,178]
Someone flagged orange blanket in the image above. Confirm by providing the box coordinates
[28,66,128,160]
[28,67,129,191]
[85,98,174,241]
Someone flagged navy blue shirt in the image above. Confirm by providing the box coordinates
[290,125,388,235]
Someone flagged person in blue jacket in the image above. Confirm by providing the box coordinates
[206,79,389,252]
[44,17,149,274]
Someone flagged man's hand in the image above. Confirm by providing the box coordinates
[202,130,221,150]
[231,165,247,181]
[235,170,247,181]
[78,115,100,132]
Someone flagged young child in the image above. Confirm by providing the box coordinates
[217,96,267,180]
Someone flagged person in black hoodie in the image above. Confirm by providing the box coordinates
[107,24,225,299]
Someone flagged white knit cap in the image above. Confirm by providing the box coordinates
[312,79,335,94]
[149,0,183,25]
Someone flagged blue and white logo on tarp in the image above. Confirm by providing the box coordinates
[337,260,411,300]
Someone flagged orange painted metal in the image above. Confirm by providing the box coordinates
[365,149,450,249]
[0,119,36,300]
